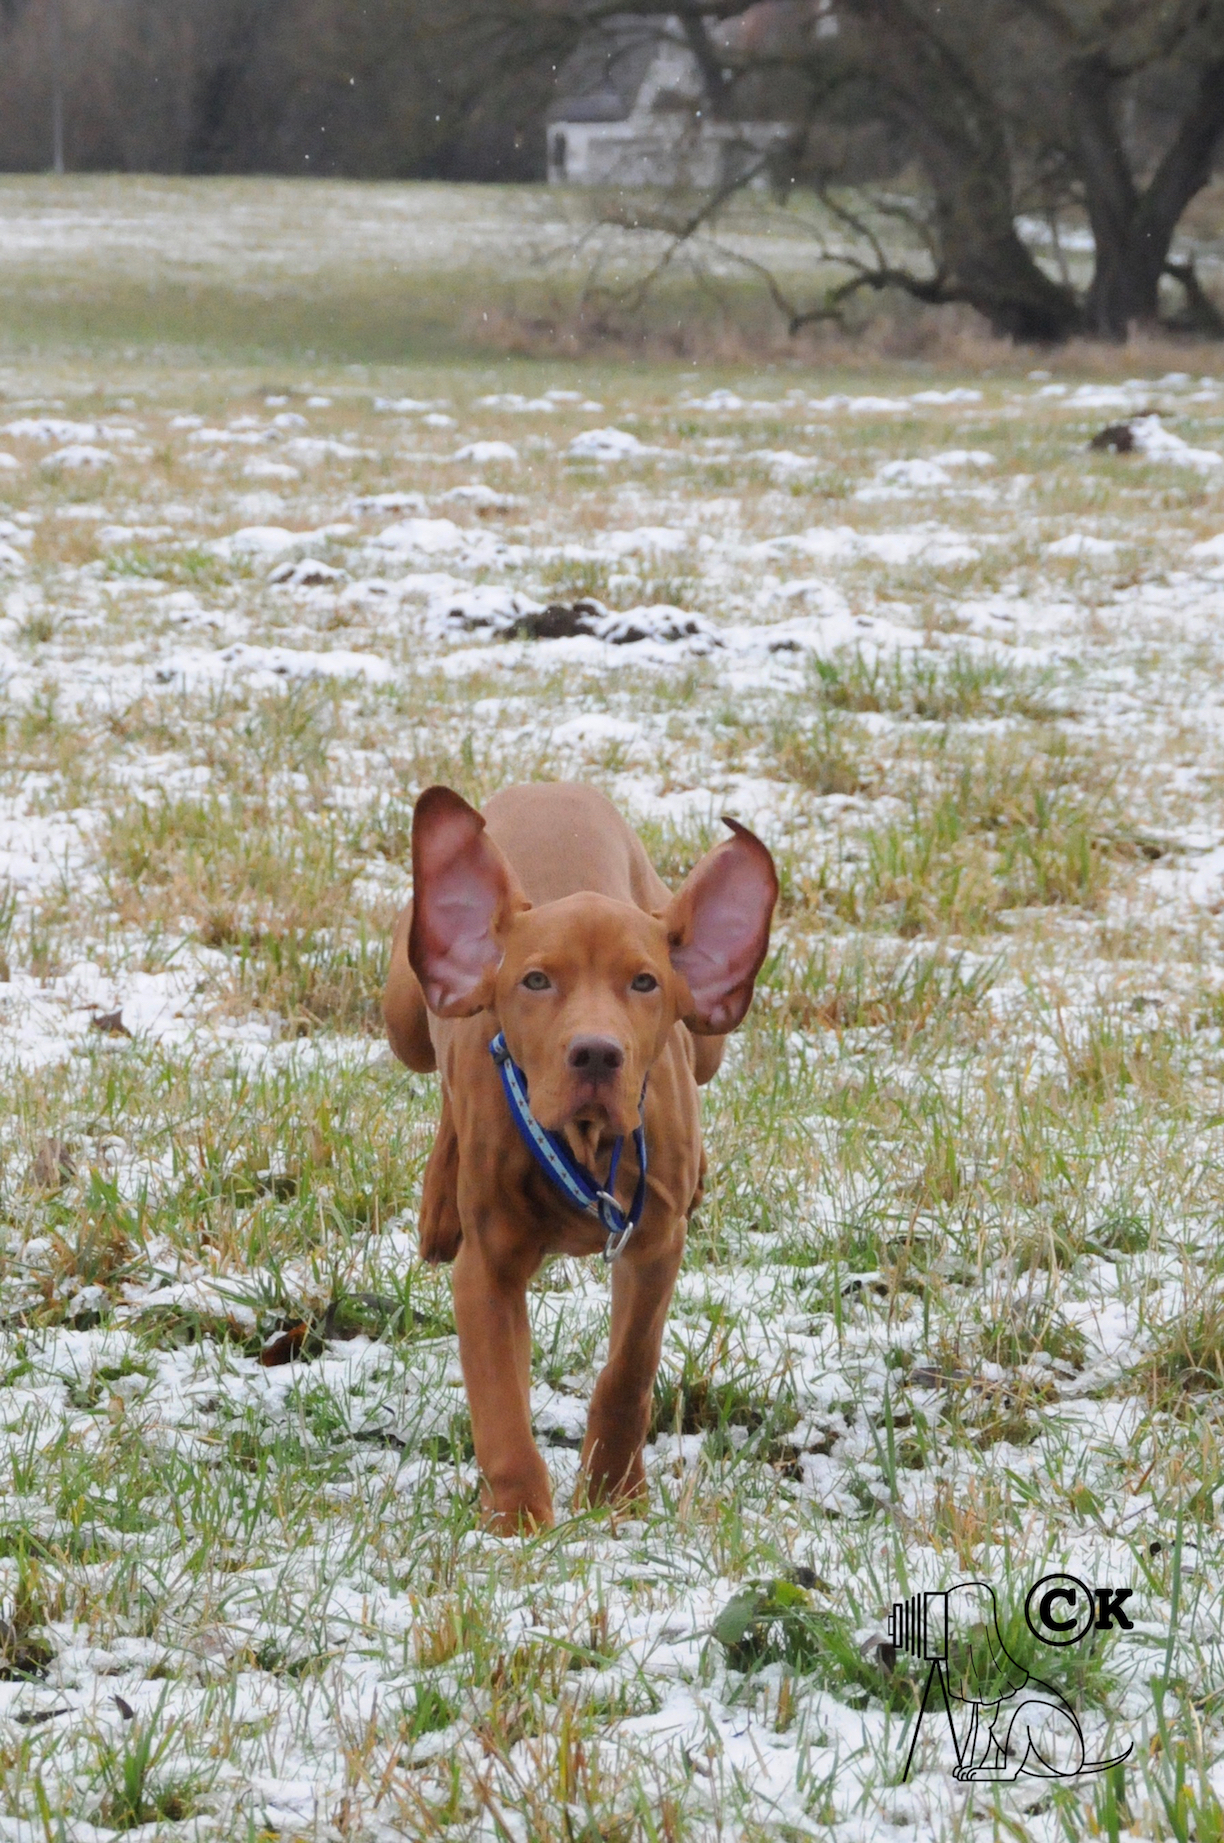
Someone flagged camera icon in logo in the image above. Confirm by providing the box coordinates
[888,1581,1132,1783]
[889,1587,950,1661]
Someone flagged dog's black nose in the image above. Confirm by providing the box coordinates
[568,1036,624,1079]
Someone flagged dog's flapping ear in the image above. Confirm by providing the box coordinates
[661,818,778,1035]
[409,786,528,1017]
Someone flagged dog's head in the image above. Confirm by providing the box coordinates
[408,785,778,1139]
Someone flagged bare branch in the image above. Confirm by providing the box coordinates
[1165,255,1224,334]
[676,12,734,115]
[1013,0,1218,76]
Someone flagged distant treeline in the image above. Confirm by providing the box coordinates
[0,0,556,178]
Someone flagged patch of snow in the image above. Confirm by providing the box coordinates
[3,416,99,442]
[594,605,719,647]
[568,427,653,460]
[424,583,544,637]
[1149,842,1224,908]
[683,389,747,411]
[208,523,354,561]
[1046,534,1120,558]
[267,558,347,589]
[282,437,369,463]
[1016,216,1095,253]
[475,394,554,413]
[551,713,641,746]
[745,449,822,478]
[808,394,911,414]
[453,440,519,464]
[96,523,174,545]
[870,459,954,490]
[243,459,300,482]
[208,525,301,560]
[591,526,689,559]
[911,387,983,404]
[1130,414,1223,472]
[427,588,720,653]
[152,642,393,690]
[370,517,464,557]
[856,450,997,501]
[1069,385,1144,409]
[42,444,115,470]
[747,523,982,569]
[441,484,518,509]
[233,491,285,519]
[187,426,268,447]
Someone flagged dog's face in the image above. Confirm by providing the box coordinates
[492,893,677,1137]
[408,785,777,1145]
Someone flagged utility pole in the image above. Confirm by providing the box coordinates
[50,0,65,173]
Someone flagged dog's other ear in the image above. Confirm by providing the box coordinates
[409,786,528,1017]
[662,817,778,1035]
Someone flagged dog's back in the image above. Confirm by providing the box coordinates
[482,782,668,911]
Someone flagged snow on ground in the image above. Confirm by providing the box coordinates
[1,319,1224,1841]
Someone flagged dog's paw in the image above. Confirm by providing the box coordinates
[482,1498,555,1537]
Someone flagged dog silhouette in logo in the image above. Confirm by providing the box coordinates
[940,1583,1130,1781]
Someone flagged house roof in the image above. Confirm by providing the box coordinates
[547,18,671,124]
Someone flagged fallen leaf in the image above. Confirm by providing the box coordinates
[90,1009,132,1038]
[259,1323,309,1367]
[28,1139,75,1192]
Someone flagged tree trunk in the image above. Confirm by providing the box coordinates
[845,0,1080,341]
[918,142,1083,340]
[1085,227,1164,340]
[1075,52,1224,339]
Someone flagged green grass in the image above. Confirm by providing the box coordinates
[807,649,1059,723]
[0,175,1222,1840]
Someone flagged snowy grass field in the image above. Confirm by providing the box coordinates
[2,178,1224,1840]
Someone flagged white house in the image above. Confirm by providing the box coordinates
[547,19,789,190]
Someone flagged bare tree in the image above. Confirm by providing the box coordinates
[810,0,1084,340]
[1026,0,1224,335]
[2,0,1220,345]
[530,0,1224,341]
[0,0,550,178]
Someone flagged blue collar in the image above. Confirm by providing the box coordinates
[489,1032,647,1260]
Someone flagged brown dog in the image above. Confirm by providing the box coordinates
[383,781,777,1531]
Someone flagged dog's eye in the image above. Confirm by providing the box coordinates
[630,973,659,993]
[522,970,552,992]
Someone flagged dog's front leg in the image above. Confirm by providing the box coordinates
[452,1230,552,1532]
[578,1223,686,1509]
[952,1703,981,1778]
